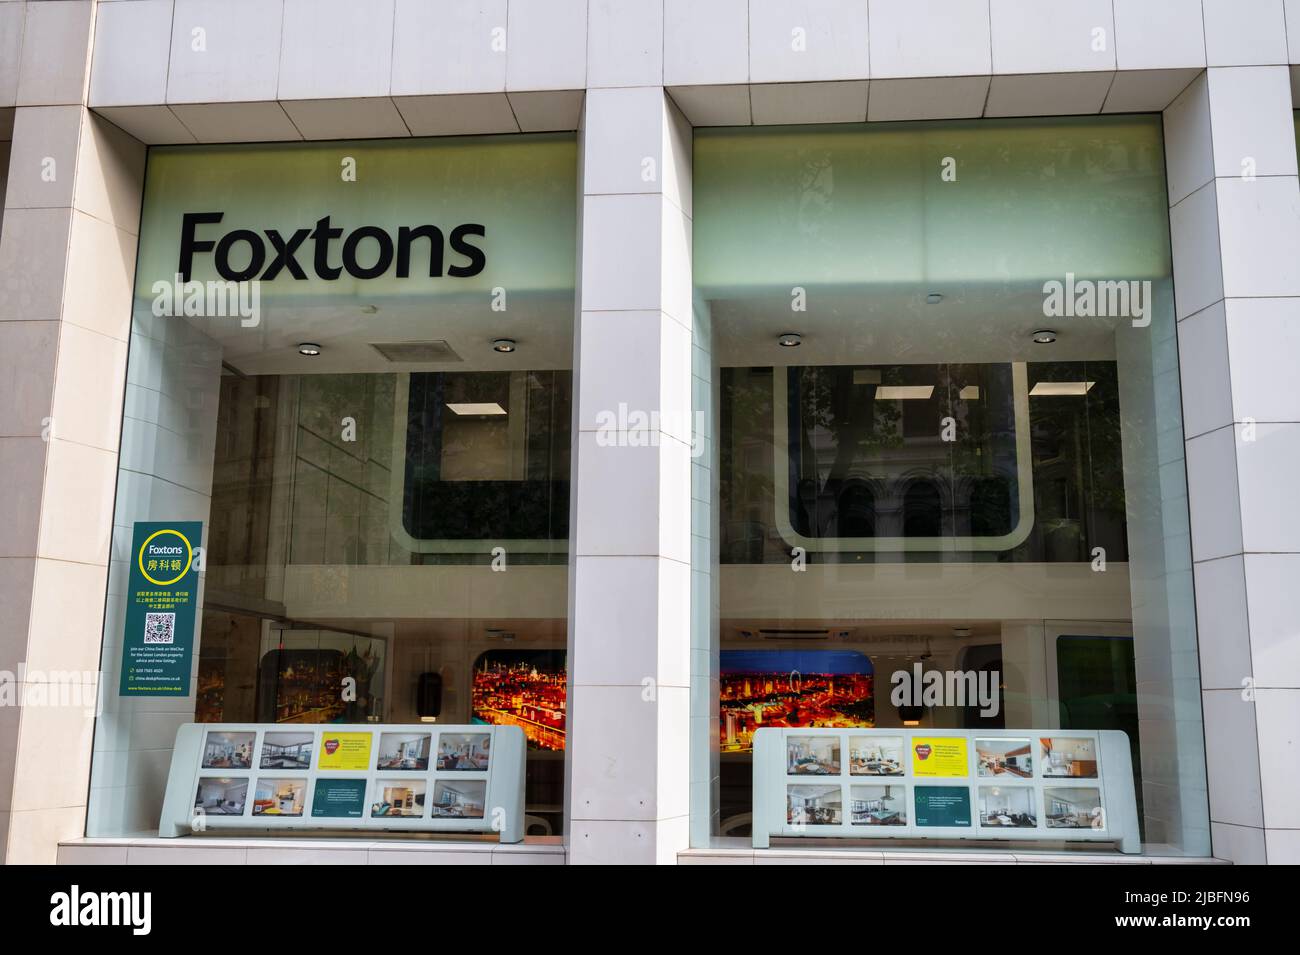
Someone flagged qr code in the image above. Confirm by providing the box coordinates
[143,612,175,644]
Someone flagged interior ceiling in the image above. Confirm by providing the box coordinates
[710,284,1126,366]
[184,298,575,376]
[723,619,1003,652]
[297,617,568,642]
[183,280,1125,377]
[281,616,998,650]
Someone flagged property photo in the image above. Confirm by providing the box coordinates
[252,778,306,817]
[849,736,903,776]
[787,736,841,775]
[1041,738,1099,778]
[1044,788,1104,828]
[978,786,1038,827]
[786,785,843,826]
[437,733,491,771]
[371,781,427,818]
[193,778,248,816]
[377,733,432,771]
[431,781,487,819]
[201,731,254,769]
[849,785,906,825]
[260,732,314,769]
[977,739,1034,778]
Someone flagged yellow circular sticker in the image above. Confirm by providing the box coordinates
[138,528,193,586]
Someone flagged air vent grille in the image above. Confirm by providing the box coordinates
[759,629,831,639]
[369,341,462,363]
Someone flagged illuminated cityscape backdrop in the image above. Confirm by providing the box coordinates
[720,649,875,753]
[471,650,567,750]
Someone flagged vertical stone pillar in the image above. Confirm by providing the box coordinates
[566,85,694,863]
[0,2,145,863]
[1165,64,1300,863]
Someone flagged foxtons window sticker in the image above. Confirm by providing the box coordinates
[120,522,203,698]
[176,212,487,282]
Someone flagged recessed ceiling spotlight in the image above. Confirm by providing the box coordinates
[492,338,517,353]
[777,332,802,347]
[1031,329,1058,344]
[925,292,943,305]
[297,342,322,356]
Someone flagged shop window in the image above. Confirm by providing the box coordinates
[692,116,1207,855]
[89,133,576,840]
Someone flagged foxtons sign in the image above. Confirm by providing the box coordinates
[177,211,487,282]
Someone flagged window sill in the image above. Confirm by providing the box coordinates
[680,845,1227,865]
[57,835,564,866]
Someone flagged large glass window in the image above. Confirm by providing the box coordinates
[692,116,1208,855]
[90,134,575,839]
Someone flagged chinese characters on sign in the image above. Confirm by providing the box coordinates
[119,522,202,697]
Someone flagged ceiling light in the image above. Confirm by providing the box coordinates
[447,402,507,416]
[360,304,379,314]
[925,292,943,305]
[958,385,980,400]
[1031,329,1058,344]
[492,338,517,353]
[1030,381,1095,397]
[777,332,802,347]
[876,385,934,401]
[297,342,322,356]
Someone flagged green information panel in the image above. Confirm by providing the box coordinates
[119,521,202,697]
[914,786,972,828]
[311,778,367,819]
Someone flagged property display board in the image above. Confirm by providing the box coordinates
[752,727,1139,853]
[119,522,202,697]
[159,723,526,842]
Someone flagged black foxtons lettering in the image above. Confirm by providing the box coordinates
[177,212,488,282]
[178,212,223,282]
[342,225,394,279]
[448,223,486,277]
[214,229,265,281]
[263,228,311,280]
[311,215,343,279]
[397,225,444,277]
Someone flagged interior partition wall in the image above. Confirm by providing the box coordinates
[690,115,1210,856]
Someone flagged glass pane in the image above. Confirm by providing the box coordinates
[692,116,1207,855]
[90,133,576,841]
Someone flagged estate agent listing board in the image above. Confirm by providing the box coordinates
[752,727,1140,853]
[159,723,526,842]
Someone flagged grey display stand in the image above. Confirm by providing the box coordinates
[159,723,526,842]
[753,727,1140,853]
